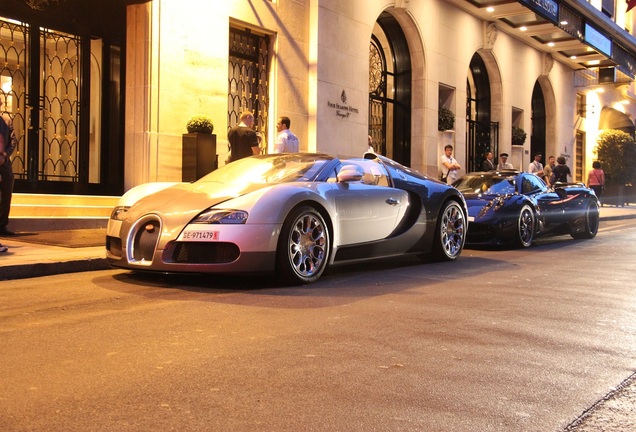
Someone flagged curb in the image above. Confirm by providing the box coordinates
[0,258,110,281]
[599,213,636,221]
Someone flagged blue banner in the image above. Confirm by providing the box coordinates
[585,23,612,57]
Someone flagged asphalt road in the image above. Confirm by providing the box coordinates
[0,219,635,431]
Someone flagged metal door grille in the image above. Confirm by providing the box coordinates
[40,28,80,181]
[369,37,387,155]
[467,120,499,172]
[575,131,584,182]
[0,18,27,178]
[228,27,269,149]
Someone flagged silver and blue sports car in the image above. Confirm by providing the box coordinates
[106,152,468,285]
[452,170,600,248]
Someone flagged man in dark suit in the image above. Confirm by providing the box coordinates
[482,151,495,171]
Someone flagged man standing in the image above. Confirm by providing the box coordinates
[440,144,461,184]
[482,151,495,171]
[528,152,544,177]
[497,153,514,169]
[0,99,16,237]
[273,116,299,153]
[543,155,556,186]
[227,111,260,163]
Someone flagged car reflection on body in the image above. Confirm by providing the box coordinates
[106,152,468,285]
[452,170,600,248]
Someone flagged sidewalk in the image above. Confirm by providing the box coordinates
[1,204,635,281]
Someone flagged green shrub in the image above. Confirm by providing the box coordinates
[512,126,527,145]
[186,115,214,134]
[595,129,636,185]
[438,107,455,131]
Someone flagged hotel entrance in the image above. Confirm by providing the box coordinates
[0,1,132,196]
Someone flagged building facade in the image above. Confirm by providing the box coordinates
[1,0,636,198]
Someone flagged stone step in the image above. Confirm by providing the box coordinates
[8,193,120,232]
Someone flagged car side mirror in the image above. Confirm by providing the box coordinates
[337,165,364,183]
[555,188,567,200]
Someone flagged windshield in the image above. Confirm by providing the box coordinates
[196,154,333,185]
[453,175,516,195]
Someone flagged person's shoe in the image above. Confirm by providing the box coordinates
[0,227,15,236]
[0,244,8,252]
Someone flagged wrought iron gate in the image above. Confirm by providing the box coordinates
[0,15,124,195]
[467,120,499,172]
[228,27,269,152]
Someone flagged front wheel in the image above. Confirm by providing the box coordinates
[432,200,466,261]
[515,204,535,248]
[276,206,330,285]
[571,201,600,239]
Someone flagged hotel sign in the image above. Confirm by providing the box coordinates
[327,90,359,119]
[584,23,612,57]
[518,0,558,24]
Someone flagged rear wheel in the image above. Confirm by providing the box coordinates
[276,206,330,285]
[571,201,600,239]
[432,200,466,261]
[516,204,535,248]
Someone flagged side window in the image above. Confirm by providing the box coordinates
[345,160,390,186]
[522,175,543,194]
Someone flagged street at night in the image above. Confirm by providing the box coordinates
[1,219,635,431]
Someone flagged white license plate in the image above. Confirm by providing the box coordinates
[181,230,219,240]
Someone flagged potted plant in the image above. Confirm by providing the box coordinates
[438,107,455,131]
[511,126,526,145]
[183,115,216,181]
[186,115,214,134]
[595,129,636,206]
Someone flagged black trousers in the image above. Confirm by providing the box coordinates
[0,160,14,228]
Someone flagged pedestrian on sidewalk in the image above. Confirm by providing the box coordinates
[552,156,571,183]
[497,153,514,170]
[273,116,299,153]
[0,99,17,237]
[227,111,260,163]
[588,160,605,203]
[528,152,544,177]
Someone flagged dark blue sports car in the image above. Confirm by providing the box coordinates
[452,170,600,247]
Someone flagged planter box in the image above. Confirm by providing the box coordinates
[625,185,635,205]
[603,184,626,207]
[182,133,217,182]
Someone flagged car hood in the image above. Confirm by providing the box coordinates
[125,181,270,227]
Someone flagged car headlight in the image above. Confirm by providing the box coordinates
[493,196,506,211]
[111,206,130,221]
[192,209,248,224]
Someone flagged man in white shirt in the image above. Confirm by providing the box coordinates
[274,116,299,153]
[497,152,514,169]
[528,152,544,177]
[440,144,461,183]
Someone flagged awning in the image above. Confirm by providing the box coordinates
[599,106,636,135]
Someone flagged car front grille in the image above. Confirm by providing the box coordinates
[132,220,161,261]
[170,242,240,264]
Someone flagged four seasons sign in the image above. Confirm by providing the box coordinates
[327,90,359,119]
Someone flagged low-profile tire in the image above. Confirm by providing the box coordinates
[571,201,600,239]
[276,206,330,285]
[432,200,466,261]
[515,204,535,248]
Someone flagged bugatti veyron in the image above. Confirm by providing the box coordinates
[106,152,468,284]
